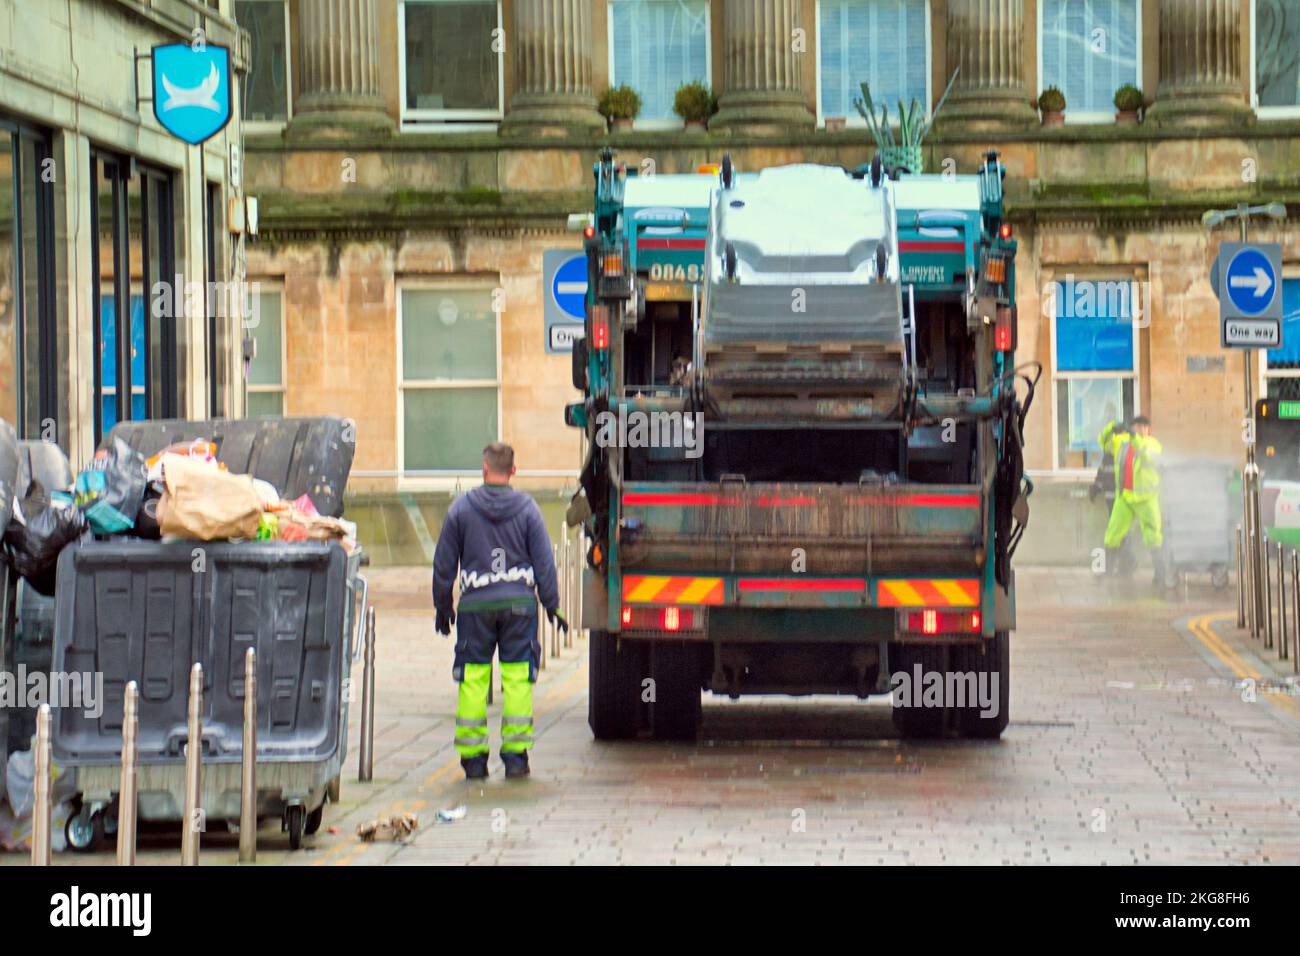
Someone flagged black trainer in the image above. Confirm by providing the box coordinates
[462,755,489,780]
[502,752,530,779]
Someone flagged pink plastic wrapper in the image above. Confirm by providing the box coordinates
[292,493,320,518]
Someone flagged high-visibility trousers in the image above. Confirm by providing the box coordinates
[1103,491,1162,550]
[453,600,539,759]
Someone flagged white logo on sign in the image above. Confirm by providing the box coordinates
[161,63,222,113]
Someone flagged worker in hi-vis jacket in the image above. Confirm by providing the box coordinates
[1099,416,1166,585]
[433,442,565,780]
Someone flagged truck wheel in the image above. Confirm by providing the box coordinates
[589,630,645,740]
[648,641,703,741]
[889,643,946,739]
[953,631,1010,739]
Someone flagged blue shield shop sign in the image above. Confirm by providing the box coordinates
[151,43,232,145]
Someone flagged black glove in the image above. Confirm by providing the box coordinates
[435,607,455,637]
[547,607,569,634]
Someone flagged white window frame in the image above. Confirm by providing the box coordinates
[398,0,505,130]
[1036,0,1144,125]
[606,0,713,129]
[245,282,286,416]
[813,0,932,128]
[1047,271,1144,474]
[234,0,293,132]
[396,278,503,485]
[1251,0,1300,119]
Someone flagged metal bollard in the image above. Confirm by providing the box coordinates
[30,704,51,866]
[1248,528,1260,639]
[358,607,376,783]
[180,663,203,866]
[1263,537,1275,649]
[488,658,494,705]
[117,682,139,866]
[239,648,257,863]
[576,529,585,641]
[551,542,562,658]
[1236,525,1246,629]
[538,603,547,671]
[1279,545,1289,662]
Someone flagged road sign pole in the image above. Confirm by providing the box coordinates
[1236,211,1270,640]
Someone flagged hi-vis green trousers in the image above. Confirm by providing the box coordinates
[452,600,539,759]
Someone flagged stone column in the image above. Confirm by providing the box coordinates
[1147,0,1250,126]
[288,0,394,137]
[709,0,813,133]
[500,0,605,136]
[941,0,1036,129]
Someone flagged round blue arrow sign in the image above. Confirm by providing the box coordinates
[551,255,588,320]
[1226,247,1277,316]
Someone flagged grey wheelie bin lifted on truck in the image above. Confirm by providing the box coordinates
[46,416,367,851]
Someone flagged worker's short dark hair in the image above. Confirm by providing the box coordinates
[483,442,514,474]
[1131,415,1151,427]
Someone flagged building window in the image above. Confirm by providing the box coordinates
[398,284,500,473]
[1264,278,1300,398]
[400,0,504,124]
[0,118,58,443]
[818,0,929,122]
[245,286,284,417]
[609,0,710,122]
[1039,0,1141,119]
[92,153,180,442]
[235,0,291,124]
[1255,0,1300,115]
[1050,277,1140,470]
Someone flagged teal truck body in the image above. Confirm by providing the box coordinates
[565,149,1034,740]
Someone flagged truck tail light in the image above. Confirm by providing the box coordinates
[983,253,1007,285]
[995,304,1015,351]
[661,606,681,631]
[590,305,609,351]
[619,605,701,632]
[602,252,624,277]
[905,609,983,635]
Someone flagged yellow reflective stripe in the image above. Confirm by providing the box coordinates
[626,576,669,602]
[885,581,925,606]
[933,580,977,606]
[677,577,722,604]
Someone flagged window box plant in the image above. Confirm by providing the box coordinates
[673,81,716,131]
[598,85,641,132]
[1038,86,1066,128]
[1113,84,1143,125]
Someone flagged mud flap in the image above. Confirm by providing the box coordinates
[994,569,1016,632]
[582,567,609,632]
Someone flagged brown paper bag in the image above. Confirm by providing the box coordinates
[158,454,264,541]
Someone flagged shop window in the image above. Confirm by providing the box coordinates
[1051,277,1140,470]
[399,285,499,473]
[401,0,503,123]
[245,287,284,417]
[609,0,710,122]
[92,153,179,442]
[1039,0,1141,118]
[818,0,928,122]
[235,0,291,124]
[0,119,58,442]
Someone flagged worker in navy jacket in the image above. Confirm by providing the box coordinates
[433,442,564,780]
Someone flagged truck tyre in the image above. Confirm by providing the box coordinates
[953,631,1010,739]
[648,641,703,741]
[589,630,645,740]
[889,643,946,739]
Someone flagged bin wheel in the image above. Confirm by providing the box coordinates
[1211,565,1230,589]
[305,803,325,836]
[285,805,305,850]
[66,808,105,853]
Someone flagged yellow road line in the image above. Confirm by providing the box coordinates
[1189,613,1300,720]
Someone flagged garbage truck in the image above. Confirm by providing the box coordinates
[564,148,1035,741]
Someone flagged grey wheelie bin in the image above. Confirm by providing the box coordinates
[45,415,366,851]
[1159,460,1235,589]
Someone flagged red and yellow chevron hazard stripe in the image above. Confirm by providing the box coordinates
[877,578,980,607]
[622,575,725,605]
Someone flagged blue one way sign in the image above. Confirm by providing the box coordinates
[1217,241,1283,349]
[542,249,587,354]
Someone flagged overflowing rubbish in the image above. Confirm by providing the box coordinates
[435,805,467,824]
[0,747,75,852]
[73,437,148,535]
[3,482,86,596]
[356,812,420,842]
